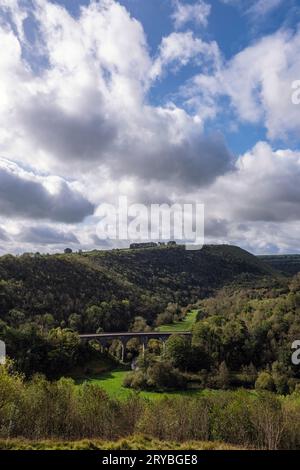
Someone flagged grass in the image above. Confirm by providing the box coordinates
[0,435,244,450]
[78,368,210,400]
[77,368,242,401]
[79,369,133,399]
[155,309,198,332]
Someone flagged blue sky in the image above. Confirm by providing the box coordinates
[1,0,300,254]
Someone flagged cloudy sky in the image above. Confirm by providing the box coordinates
[0,0,300,255]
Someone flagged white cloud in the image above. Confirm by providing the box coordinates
[171,0,211,29]
[221,0,285,18]
[0,0,28,40]
[208,142,300,223]
[184,28,300,140]
[247,0,284,16]
[151,31,220,79]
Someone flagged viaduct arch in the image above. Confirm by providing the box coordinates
[79,331,192,362]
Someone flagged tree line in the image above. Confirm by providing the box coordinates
[1,361,300,450]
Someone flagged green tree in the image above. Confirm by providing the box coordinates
[68,313,82,332]
[217,361,230,389]
[130,316,150,332]
[255,372,275,392]
[165,335,192,370]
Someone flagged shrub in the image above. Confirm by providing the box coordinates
[123,371,147,390]
[255,371,275,392]
[2,363,300,449]
[146,361,187,390]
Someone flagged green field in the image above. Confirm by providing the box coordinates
[79,369,257,402]
[79,368,226,401]
[80,369,205,400]
[79,369,132,399]
[155,309,198,332]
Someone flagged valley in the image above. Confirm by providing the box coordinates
[0,244,300,450]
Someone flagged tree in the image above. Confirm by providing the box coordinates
[165,335,192,370]
[221,319,250,369]
[271,361,289,395]
[255,372,275,392]
[217,361,230,389]
[68,313,82,332]
[192,319,221,364]
[155,311,173,327]
[84,305,104,332]
[47,328,80,375]
[7,309,25,328]
[250,393,287,450]
[40,313,55,331]
[146,360,187,390]
[130,316,150,332]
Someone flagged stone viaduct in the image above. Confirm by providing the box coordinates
[79,331,192,362]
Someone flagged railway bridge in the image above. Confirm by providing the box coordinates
[79,331,192,362]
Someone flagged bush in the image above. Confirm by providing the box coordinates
[123,371,147,390]
[146,361,187,390]
[216,362,230,389]
[249,392,286,450]
[255,371,275,392]
[2,362,300,449]
[124,360,187,391]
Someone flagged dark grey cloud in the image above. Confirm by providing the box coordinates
[205,218,229,237]
[0,163,95,223]
[132,186,172,205]
[20,96,117,163]
[235,204,300,223]
[114,132,234,187]
[232,175,300,223]
[17,225,79,245]
[19,95,233,188]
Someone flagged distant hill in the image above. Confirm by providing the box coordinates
[259,254,300,276]
[88,244,275,297]
[0,245,275,332]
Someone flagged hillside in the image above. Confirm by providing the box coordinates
[0,244,275,333]
[259,254,300,276]
[88,244,275,303]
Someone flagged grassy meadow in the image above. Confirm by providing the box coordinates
[77,368,206,400]
[155,309,198,332]
[0,436,244,450]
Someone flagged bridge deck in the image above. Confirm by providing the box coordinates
[79,331,192,339]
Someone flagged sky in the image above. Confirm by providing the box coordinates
[1,0,300,255]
